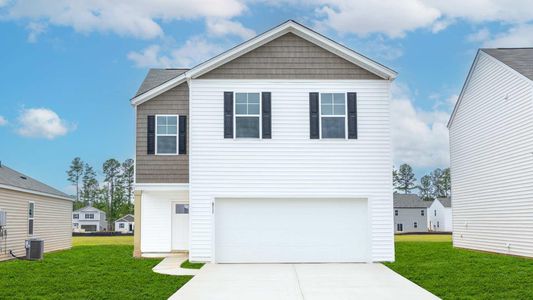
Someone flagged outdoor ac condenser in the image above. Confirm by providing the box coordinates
[25,239,44,260]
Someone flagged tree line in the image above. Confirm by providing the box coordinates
[393,163,451,201]
[67,157,134,230]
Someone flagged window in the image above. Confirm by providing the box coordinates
[28,202,34,235]
[394,210,398,216]
[320,93,346,138]
[156,115,178,154]
[235,93,260,138]
[396,224,403,231]
[434,210,437,216]
[73,223,79,227]
[437,221,440,228]
[73,213,79,219]
[414,222,418,228]
[421,210,425,216]
[119,223,125,229]
[175,204,189,214]
[85,213,94,219]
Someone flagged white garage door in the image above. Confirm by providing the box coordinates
[215,198,369,263]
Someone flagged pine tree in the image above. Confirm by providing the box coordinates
[430,168,445,198]
[441,168,451,197]
[81,163,98,206]
[67,157,84,204]
[418,175,433,201]
[103,159,120,230]
[394,164,417,194]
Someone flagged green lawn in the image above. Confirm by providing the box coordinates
[0,236,190,299]
[386,234,533,299]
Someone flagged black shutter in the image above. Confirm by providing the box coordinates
[224,92,233,138]
[309,92,319,139]
[147,115,155,154]
[262,92,271,139]
[178,116,187,154]
[347,92,358,139]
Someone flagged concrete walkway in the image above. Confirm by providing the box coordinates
[152,253,200,276]
[169,263,439,300]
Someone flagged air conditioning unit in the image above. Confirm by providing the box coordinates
[25,239,44,260]
[0,210,6,227]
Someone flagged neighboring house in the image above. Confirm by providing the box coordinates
[393,194,432,233]
[427,197,452,232]
[0,163,72,261]
[72,206,107,232]
[114,214,134,233]
[449,48,533,258]
[131,20,397,263]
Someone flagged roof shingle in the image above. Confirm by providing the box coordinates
[481,48,533,81]
[393,194,432,208]
[0,164,71,200]
[134,68,189,97]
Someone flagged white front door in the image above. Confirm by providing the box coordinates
[171,202,189,251]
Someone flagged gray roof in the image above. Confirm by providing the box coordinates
[74,206,105,214]
[0,164,71,200]
[135,68,189,97]
[481,48,533,81]
[116,214,134,222]
[438,197,452,208]
[393,194,432,208]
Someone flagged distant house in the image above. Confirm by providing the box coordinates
[449,48,533,257]
[72,206,107,232]
[427,197,452,232]
[393,194,432,233]
[0,163,73,261]
[114,214,134,233]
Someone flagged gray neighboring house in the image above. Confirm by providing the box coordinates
[0,163,73,261]
[114,214,134,234]
[393,194,432,233]
[72,206,107,232]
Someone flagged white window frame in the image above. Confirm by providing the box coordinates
[233,92,262,139]
[28,201,35,236]
[155,114,180,155]
[119,223,125,229]
[73,213,79,219]
[319,92,348,140]
[85,213,94,219]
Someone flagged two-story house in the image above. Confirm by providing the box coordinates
[131,20,397,263]
[449,48,533,257]
[393,194,432,233]
[72,206,107,232]
[427,197,452,232]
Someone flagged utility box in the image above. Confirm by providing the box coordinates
[0,210,6,227]
[25,239,44,260]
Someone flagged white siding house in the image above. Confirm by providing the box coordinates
[427,197,452,232]
[449,48,533,257]
[132,20,397,263]
[72,206,107,232]
[114,214,134,233]
[393,194,431,233]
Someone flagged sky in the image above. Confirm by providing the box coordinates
[0,0,532,194]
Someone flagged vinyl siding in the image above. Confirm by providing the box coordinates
[199,33,381,80]
[0,188,72,261]
[450,51,533,257]
[393,208,428,233]
[189,79,394,262]
[136,83,189,183]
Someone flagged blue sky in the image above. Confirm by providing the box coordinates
[0,1,532,194]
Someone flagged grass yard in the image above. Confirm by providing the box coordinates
[386,234,533,299]
[0,236,190,300]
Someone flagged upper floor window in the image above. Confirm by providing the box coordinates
[320,93,346,139]
[156,115,178,154]
[434,210,437,216]
[421,210,425,216]
[85,213,94,219]
[235,93,260,138]
[414,222,418,228]
[73,214,79,219]
[394,210,398,216]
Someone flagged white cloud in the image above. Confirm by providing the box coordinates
[482,24,533,47]
[26,22,47,42]
[391,83,451,169]
[3,0,246,39]
[16,108,74,139]
[128,37,224,68]
[466,28,491,43]
[206,18,255,40]
[0,115,7,126]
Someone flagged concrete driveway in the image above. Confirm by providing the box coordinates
[169,263,439,300]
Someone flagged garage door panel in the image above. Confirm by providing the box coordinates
[215,198,368,263]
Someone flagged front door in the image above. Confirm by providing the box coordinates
[171,202,189,251]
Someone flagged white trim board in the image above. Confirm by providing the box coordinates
[0,184,73,201]
[134,183,189,191]
[130,20,397,107]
